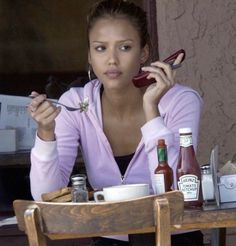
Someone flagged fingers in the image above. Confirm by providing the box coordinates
[28,92,61,131]
[31,104,61,131]
[31,101,58,118]
[173,53,184,65]
[141,61,174,88]
[142,53,184,111]
[142,65,166,81]
[30,100,60,121]
[152,61,174,81]
[29,91,40,98]
[143,51,184,78]
[36,107,61,129]
[141,51,184,87]
[28,91,45,111]
[141,60,176,105]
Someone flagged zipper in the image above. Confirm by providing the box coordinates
[120,141,145,185]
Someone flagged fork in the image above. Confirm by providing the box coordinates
[29,95,89,112]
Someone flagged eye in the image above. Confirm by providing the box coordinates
[95,45,106,52]
[120,45,132,51]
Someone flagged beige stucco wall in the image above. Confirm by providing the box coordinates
[156,0,236,167]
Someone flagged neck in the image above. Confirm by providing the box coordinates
[101,87,144,119]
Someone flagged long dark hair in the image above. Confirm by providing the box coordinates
[87,0,150,48]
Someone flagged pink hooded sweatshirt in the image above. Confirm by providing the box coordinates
[30,80,203,201]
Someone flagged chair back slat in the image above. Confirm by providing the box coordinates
[14,190,184,245]
[24,207,47,246]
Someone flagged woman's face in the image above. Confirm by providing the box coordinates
[88,17,149,90]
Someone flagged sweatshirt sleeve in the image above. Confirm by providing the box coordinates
[141,88,203,190]
[30,135,65,200]
[30,91,81,201]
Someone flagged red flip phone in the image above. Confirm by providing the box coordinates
[132,49,186,88]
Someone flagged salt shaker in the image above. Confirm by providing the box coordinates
[201,164,215,201]
[71,174,89,202]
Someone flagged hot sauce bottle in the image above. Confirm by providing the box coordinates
[153,139,173,194]
[176,128,203,207]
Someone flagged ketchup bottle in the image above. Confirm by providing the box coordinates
[176,128,203,207]
[153,139,173,194]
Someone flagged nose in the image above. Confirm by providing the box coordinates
[107,48,118,65]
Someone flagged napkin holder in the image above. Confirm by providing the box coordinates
[210,145,221,206]
[211,146,236,203]
[218,174,236,203]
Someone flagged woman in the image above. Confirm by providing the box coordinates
[28,0,203,245]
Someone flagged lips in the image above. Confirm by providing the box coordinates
[104,70,122,79]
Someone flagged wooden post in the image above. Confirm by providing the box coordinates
[24,207,47,246]
[154,197,171,246]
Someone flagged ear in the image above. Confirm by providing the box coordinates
[140,44,149,64]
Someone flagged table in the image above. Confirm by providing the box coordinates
[177,202,236,246]
[10,195,236,246]
[2,151,235,245]
[0,151,84,168]
[0,151,87,245]
[0,151,85,213]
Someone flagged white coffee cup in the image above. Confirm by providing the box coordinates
[93,183,150,202]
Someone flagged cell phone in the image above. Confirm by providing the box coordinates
[132,49,186,88]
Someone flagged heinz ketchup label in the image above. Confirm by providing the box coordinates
[177,174,200,201]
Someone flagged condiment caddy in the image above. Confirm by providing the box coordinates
[207,145,236,205]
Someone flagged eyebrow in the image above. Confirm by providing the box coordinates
[91,39,134,44]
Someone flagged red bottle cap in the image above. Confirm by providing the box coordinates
[158,139,166,147]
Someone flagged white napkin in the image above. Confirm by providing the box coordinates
[219,160,236,176]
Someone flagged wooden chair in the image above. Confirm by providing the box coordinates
[13,190,184,246]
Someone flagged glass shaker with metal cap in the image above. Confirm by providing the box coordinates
[200,164,215,201]
[71,174,89,202]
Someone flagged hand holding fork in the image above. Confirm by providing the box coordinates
[29,95,89,112]
[28,92,90,140]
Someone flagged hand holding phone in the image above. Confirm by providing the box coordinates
[132,49,186,88]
